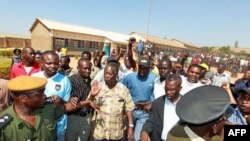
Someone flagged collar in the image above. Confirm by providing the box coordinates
[165,95,181,105]
[215,73,225,77]
[184,125,205,141]
[235,107,248,125]
[17,61,40,68]
[42,71,59,79]
[8,104,31,128]
[77,73,91,83]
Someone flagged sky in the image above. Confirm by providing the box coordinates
[1,0,250,48]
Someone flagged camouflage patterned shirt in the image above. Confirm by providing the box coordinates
[93,82,135,140]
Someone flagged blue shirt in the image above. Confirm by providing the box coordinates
[137,42,144,52]
[32,71,72,134]
[237,79,250,90]
[122,72,157,103]
[227,107,248,125]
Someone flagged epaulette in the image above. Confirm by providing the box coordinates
[0,114,13,129]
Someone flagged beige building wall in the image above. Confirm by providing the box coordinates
[52,30,105,42]
[155,44,183,52]
[52,30,106,53]
[0,38,5,48]
[31,22,52,51]
[110,43,118,53]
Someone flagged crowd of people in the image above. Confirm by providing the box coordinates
[0,37,249,141]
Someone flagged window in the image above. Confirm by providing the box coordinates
[65,39,69,47]
[81,40,85,48]
[74,40,78,48]
[74,40,83,48]
[55,38,64,47]
[90,41,98,48]
[55,38,70,48]
[78,40,82,48]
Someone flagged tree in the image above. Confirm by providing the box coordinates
[200,46,215,53]
[218,46,232,54]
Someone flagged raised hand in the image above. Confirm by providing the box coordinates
[91,80,100,97]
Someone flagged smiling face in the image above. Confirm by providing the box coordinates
[187,66,202,83]
[41,53,59,78]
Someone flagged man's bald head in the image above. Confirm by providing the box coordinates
[21,47,35,64]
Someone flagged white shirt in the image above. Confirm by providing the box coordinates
[180,76,203,95]
[24,66,32,74]
[120,64,134,77]
[240,59,245,66]
[153,77,165,99]
[161,97,180,140]
[212,72,231,87]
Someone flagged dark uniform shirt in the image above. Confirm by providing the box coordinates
[0,103,64,141]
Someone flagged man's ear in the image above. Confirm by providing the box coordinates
[211,123,219,134]
[19,95,28,103]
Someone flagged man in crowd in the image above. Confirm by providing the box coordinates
[122,57,157,141]
[141,74,182,141]
[236,70,250,90]
[212,63,231,87]
[65,59,94,141]
[228,87,250,125]
[167,86,231,141]
[153,58,172,99]
[118,37,137,78]
[32,51,71,141]
[92,56,125,83]
[10,47,41,79]
[58,55,76,77]
[89,62,135,141]
[11,48,22,67]
[34,50,42,69]
[81,51,100,79]
[180,64,203,95]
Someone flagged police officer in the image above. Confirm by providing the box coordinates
[167,85,232,141]
[0,76,93,141]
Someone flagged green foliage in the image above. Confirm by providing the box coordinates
[0,57,11,79]
[200,46,215,53]
[0,50,13,57]
[218,46,232,54]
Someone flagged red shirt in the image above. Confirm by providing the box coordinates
[191,57,201,64]
[10,62,41,79]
